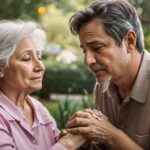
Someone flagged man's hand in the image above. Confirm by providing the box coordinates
[66,109,118,144]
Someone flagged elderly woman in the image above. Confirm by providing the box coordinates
[0,21,85,150]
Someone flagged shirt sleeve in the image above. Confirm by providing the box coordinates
[0,117,17,150]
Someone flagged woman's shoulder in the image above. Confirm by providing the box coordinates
[28,96,44,108]
[28,96,49,114]
[0,105,14,122]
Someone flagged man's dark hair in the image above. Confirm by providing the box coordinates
[69,0,144,52]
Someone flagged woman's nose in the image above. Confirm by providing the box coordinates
[33,59,45,72]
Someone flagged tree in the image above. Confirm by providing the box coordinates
[0,0,92,20]
[0,0,50,20]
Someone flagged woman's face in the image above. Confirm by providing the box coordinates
[1,37,45,93]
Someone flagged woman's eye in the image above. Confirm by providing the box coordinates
[22,58,30,61]
[22,56,31,61]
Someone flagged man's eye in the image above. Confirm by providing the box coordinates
[93,47,100,51]
[93,46,103,52]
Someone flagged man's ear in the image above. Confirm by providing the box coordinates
[124,30,136,53]
[0,67,4,78]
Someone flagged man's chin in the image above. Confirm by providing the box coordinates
[96,76,112,83]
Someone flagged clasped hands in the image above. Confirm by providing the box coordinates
[58,109,118,149]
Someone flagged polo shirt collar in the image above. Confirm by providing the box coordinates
[130,50,150,103]
[0,91,23,121]
[0,92,38,123]
[29,96,51,124]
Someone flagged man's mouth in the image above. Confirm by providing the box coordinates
[89,64,106,73]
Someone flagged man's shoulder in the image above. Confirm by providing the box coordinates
[143,49,150,58]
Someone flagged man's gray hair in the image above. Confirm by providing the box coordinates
[0,20,46,68]
[69,0,144,52]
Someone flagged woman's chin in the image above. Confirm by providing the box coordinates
[30,85,42,92]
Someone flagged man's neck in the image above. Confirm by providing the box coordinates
[114,51,143,100]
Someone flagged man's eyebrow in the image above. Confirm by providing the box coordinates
[87,40,105,45]
[80,40,105,48]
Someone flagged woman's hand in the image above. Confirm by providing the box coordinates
[58,132,86,150]
[66,109,118,144]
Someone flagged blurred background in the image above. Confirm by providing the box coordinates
[1,0,150,129]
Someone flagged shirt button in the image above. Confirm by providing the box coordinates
[31,138,38,144]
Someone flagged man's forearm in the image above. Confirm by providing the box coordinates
[106,129,144,150]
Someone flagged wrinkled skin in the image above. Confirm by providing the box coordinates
[66,109,118,144]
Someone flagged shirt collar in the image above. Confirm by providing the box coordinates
[0,92,38,122]
[28,96,52,124]
[130,50,150,103]
[0,91,23,121]
[0,91,51,129]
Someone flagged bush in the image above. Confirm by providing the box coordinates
[33,61,95,99]
[43,91,94,129]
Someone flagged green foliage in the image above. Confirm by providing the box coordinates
[0,0,51,20]
[45,16,76,49]
[42,90,94,129]
[0,0,92,21]
[142,24,150,51]
[81,89,94,108]
[33,61,95,99]
[52,92,93,129]
[41,6,80,50]
[42,100,58,117]
[49,0,92,13]
[57,99,78,129]
[57,92,93,129]
[129,0,150,19]
[144,34,150,51]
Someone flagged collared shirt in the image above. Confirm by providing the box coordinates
[94,50,150,150]
[0,91,66,150]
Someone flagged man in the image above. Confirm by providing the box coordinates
[66,0,150,149]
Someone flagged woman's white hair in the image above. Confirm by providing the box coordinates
[0,20,46,68]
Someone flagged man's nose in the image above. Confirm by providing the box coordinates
[84,51,96,66]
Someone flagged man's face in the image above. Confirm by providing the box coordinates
[79,19,131,83]
[2,37,45,93]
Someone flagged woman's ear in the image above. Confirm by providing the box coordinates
[124,30,136,53]
[0,67,4,78]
